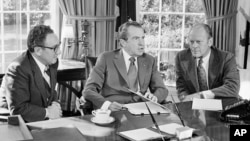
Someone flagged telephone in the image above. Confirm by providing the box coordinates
[220,100,250,124]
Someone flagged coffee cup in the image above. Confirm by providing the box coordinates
[92,109,111,122]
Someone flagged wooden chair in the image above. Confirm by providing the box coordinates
[80,56,97,115]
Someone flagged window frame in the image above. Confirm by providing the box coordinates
[136,0,205,86]
[0,0,58,73]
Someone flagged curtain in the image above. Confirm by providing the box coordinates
[57,0,117,112]
[115,0,136,32]
[202,0,238,54]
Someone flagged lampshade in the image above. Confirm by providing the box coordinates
[62,24,74,38]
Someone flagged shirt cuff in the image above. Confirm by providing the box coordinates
[201,90,215,99]
[45,108,49,119]
[101,101,111,110]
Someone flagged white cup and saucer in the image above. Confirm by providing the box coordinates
[91,109,115,125]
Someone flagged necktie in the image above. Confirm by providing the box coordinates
[128,57,138,92]
[44,67,50,87]
[197,57,208,91]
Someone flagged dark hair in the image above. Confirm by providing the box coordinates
[118,21,143,41]
[27,25,54,52]
[191,23,212,38]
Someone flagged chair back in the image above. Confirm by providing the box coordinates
[85,56,97,79]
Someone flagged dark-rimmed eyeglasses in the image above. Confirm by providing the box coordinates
[37,43,61,52]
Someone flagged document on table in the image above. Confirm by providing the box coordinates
[153,123,183,135]
[192,98,222,111]
[118,128,164,141]
[124,102,170,115]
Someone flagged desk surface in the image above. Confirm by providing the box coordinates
[27,98,240,141]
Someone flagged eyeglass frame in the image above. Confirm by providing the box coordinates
[36,42,61,52]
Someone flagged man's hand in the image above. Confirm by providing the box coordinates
[108,102,123,111]
[144,92,158,103]
[179,92,203,102]
[46,101,62,119]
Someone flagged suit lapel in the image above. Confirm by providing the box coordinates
[208,48,219,88]
[28,53,48,106]
[47,68,55,104]
[114,50,130,86]
[183,51,200,92]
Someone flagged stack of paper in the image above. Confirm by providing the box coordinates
[192,98,222,111]
[124,102,170,115]
[118,128,164,141]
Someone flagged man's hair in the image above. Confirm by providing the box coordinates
[118,21,143,41]
[27,25,54,52]
[190,23,213,39]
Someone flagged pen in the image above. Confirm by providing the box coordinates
[170,95,185,126]
[145,102,165,141]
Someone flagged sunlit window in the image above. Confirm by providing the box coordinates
[137,0,205,86]
[0,0,56,73]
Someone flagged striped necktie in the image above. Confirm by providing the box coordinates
[128,57,138,92]
[44,67,50,87]
[197,57,208,91]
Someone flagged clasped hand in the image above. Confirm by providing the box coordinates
[46,101,62,119]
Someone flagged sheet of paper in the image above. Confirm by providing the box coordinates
[58,59,85,70]
[153,123,183,135]
[118,128,163,141]
[192,98,222,111]
[124,102,170,115]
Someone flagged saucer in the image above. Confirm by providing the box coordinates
[91,116,115,125]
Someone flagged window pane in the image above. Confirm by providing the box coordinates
[162,0,183,12]
[139,0,160,12]
[21,13,27,50]
[4,13,20,51]
[139,14,160,49]
[161,14,182,49]
[160,51,178,86]
[4,53,20,71]
[185,0,204,13]
[21,0,27,11]
[30,0,50,11]
[30,13,50,27]
[3,0,21,11]
[184,15,206,38]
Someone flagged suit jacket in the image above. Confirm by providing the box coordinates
[175,47,240,98]
[83,49,168,108]
[1,51,58,122]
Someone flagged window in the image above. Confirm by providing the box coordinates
[137,0,205,86]
[0,0,56,73]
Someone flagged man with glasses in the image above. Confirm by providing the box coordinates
[0,25,62,122]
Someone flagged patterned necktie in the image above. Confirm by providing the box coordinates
[44,67,50,87]
[128,57,138,92]
[197,57,208,91]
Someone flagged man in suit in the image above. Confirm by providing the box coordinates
[175,23,240,101]
[82,21,168,111]
[0,25,62,122]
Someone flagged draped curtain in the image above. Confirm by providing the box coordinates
[202,0,238,54]
[57,0,117,112]
[115,0,136,32]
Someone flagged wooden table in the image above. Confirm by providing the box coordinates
[27,98,240,141]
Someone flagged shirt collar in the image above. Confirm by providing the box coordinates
[31,54,47,73]
[202,49,211,63]
[122,48,137,61]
